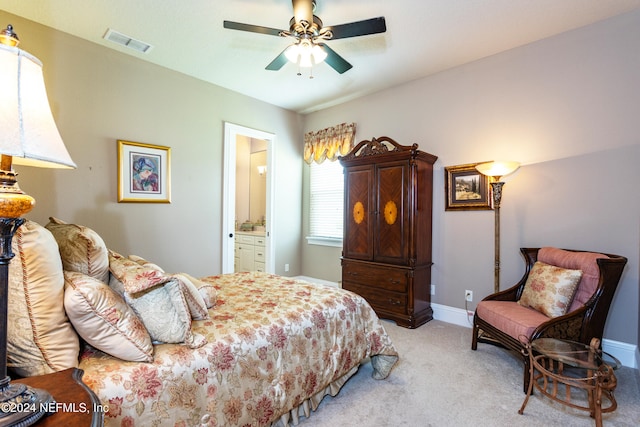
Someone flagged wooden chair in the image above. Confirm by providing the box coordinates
[471,247,627,392]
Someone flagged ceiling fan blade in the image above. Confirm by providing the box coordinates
[265,49,289,71]
[324,17,386,40]
[318,43,352,74]
[223,20,285,37]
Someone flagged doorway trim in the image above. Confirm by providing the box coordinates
[222,122,275,274]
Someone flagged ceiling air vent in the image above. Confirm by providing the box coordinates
[103,28,153,53]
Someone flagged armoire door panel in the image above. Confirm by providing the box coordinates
[375,163,408,263]
[344,167,373,260]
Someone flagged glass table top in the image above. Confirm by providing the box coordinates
[531,338,621,370]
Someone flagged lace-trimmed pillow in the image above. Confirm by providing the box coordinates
[64,271,154,362]
[517,261,582,318]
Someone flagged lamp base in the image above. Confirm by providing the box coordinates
[0,376,54,426]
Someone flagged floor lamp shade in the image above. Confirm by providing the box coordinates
[0,43,76,169]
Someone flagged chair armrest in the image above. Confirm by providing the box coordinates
[481,281,523,302]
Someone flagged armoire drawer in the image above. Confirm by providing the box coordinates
[343,282,407,314]
[342,261,408,293]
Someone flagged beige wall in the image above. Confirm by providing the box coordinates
[302,9,640,346]
[3,8,638,349]
[1,11,304,278]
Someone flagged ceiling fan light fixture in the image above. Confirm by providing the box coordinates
[284,40,326,68]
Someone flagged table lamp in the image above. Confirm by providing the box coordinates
[475,160,520,293]
[0,25,76,426]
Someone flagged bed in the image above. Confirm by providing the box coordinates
[7,219,398,426]
[77,271,399,426]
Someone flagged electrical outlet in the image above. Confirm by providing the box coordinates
[430,285,435,295]
[465,290,473,302]
[284,264,290,272]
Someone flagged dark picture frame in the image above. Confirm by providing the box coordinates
[117,140,171,203]
[445,162,491,211]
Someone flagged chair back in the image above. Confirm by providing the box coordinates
[533,247,627,342]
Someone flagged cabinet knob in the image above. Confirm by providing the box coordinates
[229,233,234,238]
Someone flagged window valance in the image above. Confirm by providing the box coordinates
[303,122,356,164]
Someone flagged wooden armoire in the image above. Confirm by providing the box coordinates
[339,136,437,328]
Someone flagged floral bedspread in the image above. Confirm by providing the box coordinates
[79,272,399,426]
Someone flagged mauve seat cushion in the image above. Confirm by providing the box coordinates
[476,300,550,341]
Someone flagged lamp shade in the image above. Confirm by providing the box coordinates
[0,43,76,169]
[284,40,327,67]
[475,160,520,180]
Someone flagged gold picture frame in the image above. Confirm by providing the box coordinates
[117,140,171,203]
[445,162,491,211]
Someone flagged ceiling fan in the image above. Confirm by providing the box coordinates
[223,0,386,74]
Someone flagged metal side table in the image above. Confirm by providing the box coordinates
[519,337,619,427]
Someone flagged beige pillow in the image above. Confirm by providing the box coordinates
[7,220,80,377]
[180,273,217,309]
[518,261,582,317]
[45,217,109,283]
[172,273,210,320]
[64,271,153,362]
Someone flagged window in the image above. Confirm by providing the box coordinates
[308,160,343,246]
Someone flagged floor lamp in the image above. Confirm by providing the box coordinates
[0,25,76,426]
[475,161,520,294]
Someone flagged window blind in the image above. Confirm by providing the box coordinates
[309,160,344,240]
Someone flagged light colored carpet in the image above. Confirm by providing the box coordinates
[298,320,640,426]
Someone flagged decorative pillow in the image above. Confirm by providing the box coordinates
[109,251,170,293]
[128,254,165,273]
[7,220,80,377]
[45,217,110,283]
[179,272,217,309]
[126,254,210,318]
[64,271,154,362]
[518,261,583,317]
[109,273,206,349]
[172,273,210,320]
[537,247,608,312]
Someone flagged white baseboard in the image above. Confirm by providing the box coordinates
[431,303,638,369]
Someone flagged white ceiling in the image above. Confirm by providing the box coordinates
[2,0,640,114]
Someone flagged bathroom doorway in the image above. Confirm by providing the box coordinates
[222,122,275,274]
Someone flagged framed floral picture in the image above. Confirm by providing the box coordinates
[117,140,171,203]
[444,162,491,210]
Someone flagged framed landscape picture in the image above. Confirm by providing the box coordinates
[117,140,171,203]
[444,162,491,211]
